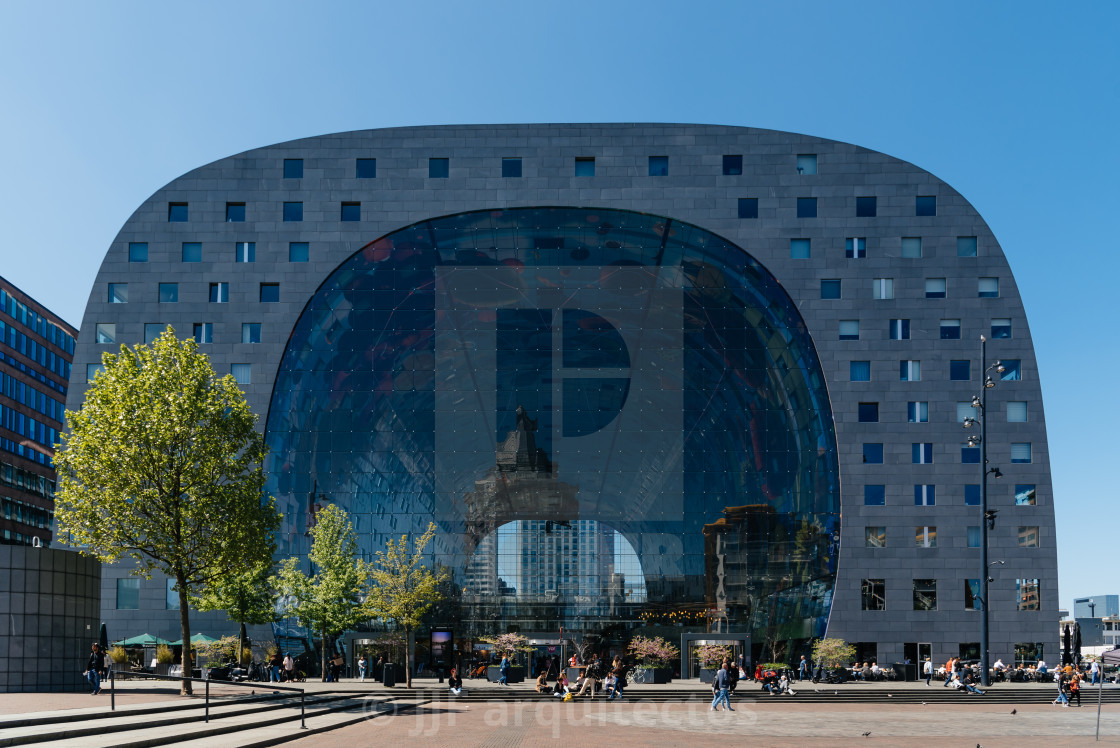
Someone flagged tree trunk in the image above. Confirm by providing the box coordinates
[177,575,193,695]
[239,621,248,666]
[404,625,412,688]
[321,628,328,683]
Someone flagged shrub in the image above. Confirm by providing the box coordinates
[811,638,856,667]
[627,635,680,667]
[697,644,733,669]
[155,645,174,665]
[108,646,130,664]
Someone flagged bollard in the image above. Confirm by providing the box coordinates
[110,669,115,711]
[205,678,210,723]
[301,690,306,729]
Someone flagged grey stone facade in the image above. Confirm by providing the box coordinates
[67,124,1056,665]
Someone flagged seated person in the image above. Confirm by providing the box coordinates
[869,662,881,680]
[1037,659,1048,675]
[448,667,463,696]
[553,672,571,697]
[536,670,552,694]
[861,662,872,681]
[778,673,795,695]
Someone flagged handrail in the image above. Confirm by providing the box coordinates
[109,669,307,728]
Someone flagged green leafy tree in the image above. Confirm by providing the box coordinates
[364,522,449,687]
[274,504,367,681]
[54,328,279,695]
[811,637,857,668]
[193,556,278,665]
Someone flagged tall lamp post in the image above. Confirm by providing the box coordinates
[962,334,1004,688]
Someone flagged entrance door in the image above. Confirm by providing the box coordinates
[904,643,933,675]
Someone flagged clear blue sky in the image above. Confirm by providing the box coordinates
[2,1,1116,612]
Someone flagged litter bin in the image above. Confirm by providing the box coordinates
[382,663,396,687]
[893,662,917,681]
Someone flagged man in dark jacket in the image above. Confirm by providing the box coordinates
[84,643,106,695]
[710,662,733,711]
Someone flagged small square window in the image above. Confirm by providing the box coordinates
[226,203,245,222]
[864,485,885,506]
[961,444,981,463]
[912,442,933,464]
[128,242,148,262]
[957,401,974,423]
[862,443,883,464]
[737,198,758,219]
[283,159,304,179]
[965,485,981,506]
[182,242,202,262]
[845,238,866,258]
[820,279,841,299]
[356,158,377,178]
[259,283,279,303]
[901,237,922,258]
[957,236,978,257]
[914,484,935,506]
[838,320,859,340]
[209,282,229,303]
[341,202,361,221]
[158,283,178,303]
[796,154,817,175]
[991,318,1011,339]
[86,363,104,381]
[289,242,309,262]
[900,360,920,381]
[850,361,871,382]
[144,323,163,344]
[916,196,936,216]
[1015,485,1036,505]
[722,155,743,175]
[574,157,595,177]
[925,278,947,298]
[108,283,128,303]
[978,277,1000,298]
[967,526,982,548]
[856,196,877,217]
[907,401,928,423]
[242,323,261,344]
[648,156,668,176]
[168,203,188,222]
[1011,443,1032,463]
[865,527,886,548]
[429,158,449,178]
[790,238,811,259]
[501,157,522,178]
[193,323,212,344]
[858,402,879,423]
[1018,526,1039,548]
[235,242,255,263]
[231,363,251,385]
[889,319,910,340]
[796,197,817,218]
[950,360,971,380]
[940,319,961,339]
[873,278,894,300]
[283,202,303,222]
[1007,401,1028,422]
[1000,360,1021,380]
[915,526,937,548]
[95,323,116,344]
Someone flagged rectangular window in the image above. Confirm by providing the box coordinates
[429,157,449,178]
[861,579,885,610]
[1011,443,1032,463]
[873,278,894,299]
[128,242,148,262]
[907,401,928,423]
[858,402,879,423]
[1015,484,1036,506]
[838,320,859,340]
[863,443,884,464]
[796,197,817,218]
[958,236,978,257]
[957,401,975,422]
[736,197,759,219]
[850,361,871,382]
[991,318,1011,339]
[166,578,180,610]
[961,443,981,463]
[722,155,743,175]
[845,237,866,258]
[574,157,595,177]
[915,526,937,548]
[950,360,971,380]
[86,363,103,381]
[965,579,981,610]
[1007,401,1028,422]
[915,196,936,216]
[820,279,841,299]
[168,203,188,222]
[790,238,811,258]
[225,202,245,222]
[648,156,668,176]
[796,154,817,175]
[965,484,981,506]
[108,284,128,304]
[144,324,163,344]
[193,323,212,344]
[283,202,303,222]
[978,277,1000,298]
[341,202,361,221]
[914,579,937,611]
[856,196,877,217]
[289,242,309,262]
[241,323,261,344]
[1000,360,1021,380]
[95,323,116,344]
[900,360,920,381]
[283,158,303,179]
[356,158,376,178]
[967,526,982,548]
[209,283,229,303]
[116,578,140,610]
[1019,526,1039,547]
[158,283,178,303]
[914,484,935,506]
[235,242,255,263]
[940,319,961,339]
[889,318,910,340]
[182,242,202,262]
[865,526,886,548]
[1017,579,1040,611]
[231,363,251,385]
[259,283,279,303]
[925,278,947,298]
[901,237,923,258]
[501,157,522,178]
[912,443,933,464]
[864,485,885,506]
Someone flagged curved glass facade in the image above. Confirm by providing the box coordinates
[265,207,839,643]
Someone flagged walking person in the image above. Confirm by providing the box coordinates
[498,653,511,686]
[83,642,106,695]
[1053,671,1069,706]
[1070,671,1082,707]
[923,656,933,686]
[283,653,294,682]
[710,662,733,711]
[798,655,808,682]
[358,655,367,682]
[1091,659,1101,685]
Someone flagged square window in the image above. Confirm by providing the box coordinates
[356,158,376,178]
[796,154,817,175]
[907,401,928,423]
[1000,360,1021,380]
[820,279,841,299]
[913,579,937,611]
[915,526,937,548]
[429,157,449,178]
[1018,526,1039,548]
[86,363,104,380]
[722,155,743,175]
[796,197,817,218]
[865,526,886,548]
[957,401,974,422]
[574,157,595,176]
[858,402,879,423]
[193,323,212,344]
[850,361,871,381]
[978,277,1000,298]
[231,363,251,385]
[845,237,866,258]
[967,526,982,548]
[289,242,309,262]
[991,318,1011,339]
[1007,401,1028,422]
[128,242,148,262]
[861,578,885,610]
[283,158,303,179]
[95,323,115,344]
[209,282,229,303]
[116,578,140,610]
[915,196,936,216]
[259,283,279,303]
[900,360,921,381]
[108,283,128,304]
[856,196,877,217]
[182,242,202,262]
[862,443,883,464]
[914,484,935,506]
[158,283,178,303]
[940,319,961,339]
[235,242,255,263]
[864,485,885,506]
[950,360,971,380]
[965,484,981,506]
[925,278,947,298]
[872,278,894,299]
[1015,485,1036,505]
[648,156,668,176]
[961,444,981,463]
[889,318,910,340]
[838,320,859,340]
[341,202,361,221]
[901,237,922,258]
[957,236,978,257]
[242,323,261,344]
[168,203,188,222]
[144,323,163,344]
[790,238,811,259]
[1011,442,1032,463]
[737,198,758,219]
[1017,579,1040,611]
[912,442,933,464]
[225,203,245,222]
[502,157,522,177]
[283,202,303,222]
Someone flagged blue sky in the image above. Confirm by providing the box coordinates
[1,1,1116,611]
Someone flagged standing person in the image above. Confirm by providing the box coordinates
[448,667,463,696]
[84,643,106,695]
[943,657,955,687]
[1091,659,1101,685]
[1053,671,1069,706]
[283,653,294,682]
[269,651,282,683]
[1070,671,1082,707]
[498,652,510,686]
[798,655,808,682]
[358,655,367,682]
[923,656,933,686]
[710,662,733,711]
[331,653,344,682]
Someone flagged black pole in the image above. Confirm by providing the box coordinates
[980,334,991,688]
[205,678,209,723]
[110,669,115,711]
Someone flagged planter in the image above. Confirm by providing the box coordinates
[487,665,525,683]
[630,667,672,684]
[154,663,172,676]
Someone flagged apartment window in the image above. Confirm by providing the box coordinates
[796,197,817,218]
[851,360,871,381]
[790,238,811,259]
[950,360,971,380]
[339,202,360,222]
[182,242,202,262]
[574,157,595,177]
[1015,484,1036,506]
[1011,443,1032,463]
[95,323,116,344]
[961,443,981,464]
[235,242,255,263]
[864,485,885,506]
[1000,360,1021,380]
[914,484,935,506]
[991,318,1011,339]
[1017,579,1040,611]
[289,242,309,262]
[821,279,841,299]
[965,484,981,506]
[900,237,922,259]
[242,323,261,344]
[143,324,163,344]
[158,283,178,303]
[862,443,883,464]
[128,242,148,262]
[872,278,894,299]
[193,323,212,344]
[356,158,376,178]
[429,158,449,178]
[283,158,303,179]
[907,401,928,423]
[648,156,668,176]
[865,527,886,548]
[226,203,245,222]
[978,277,1000,298]
[957,236,978,257]
[838,320,859,340]
[965,579,981,610]
[889,318,910,340]
[86,363,103,381]
[722,155,743,175]
[912,443,933,464]
[858,402,879,423]
[231,364,251,385]
[736,197,758,219]
[956,401,974,422]
[1019,526,1039,548]
[914,579,937,611]
[861,579,885,610]
[166,579,180,610]
[845,238,866,258]
[915,196,937,216]
[915,526,937,548]
[108,284,128,304]
[209,283,229,303]
[500,157,522,178]
[966,526,982,549]
[168,203,188,222]
[259,283,279,303]
[900,360,921,381]
[925,278,947,298]
[856,196,877,217]
[796,154,817,175]
[1007,401,1028,422]
[283,202,303,222]
[116,578,140,610]
[940,319,961,339]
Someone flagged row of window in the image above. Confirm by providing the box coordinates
[791,236,979,260]
[0,320,73,384]
[861,441,1031,465]
[0,349,67,396]
[850,356,1019,383]
[1,528,50,546]
[861,578,1040,612]
[128,242,310,264]
[0,404,58,458]
[0,369,65,424]
[0,290,75,354]
[105,282,279,306]
[864,525,1040,549]
[895,400,1026,425]
[96,322,261,347]
[821,276,1000,300]
[839,317,1010,341]
[115,577,181,610]
[738,194,942,220]
[88,359,251,386]
[0,434,51,467]
[1,493,52,530]
[0,459,55,499]
[862,483,1038,506]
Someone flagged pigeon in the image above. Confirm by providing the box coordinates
[862,732,872,737]
[1010,709,1017,715]
[887,693,893,697]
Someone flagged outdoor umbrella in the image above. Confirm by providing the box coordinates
[113,633,172,647]
[98,622,109,652]
[1063,624,1071,666]
[168,633,220,646]
[1075,623,1083,666]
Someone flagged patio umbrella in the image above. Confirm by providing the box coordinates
[113,633,172,647]
[1075,623,1083,666]
[168,633,220,646]
[1063,624,1071,666]
[98,622,109,652]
